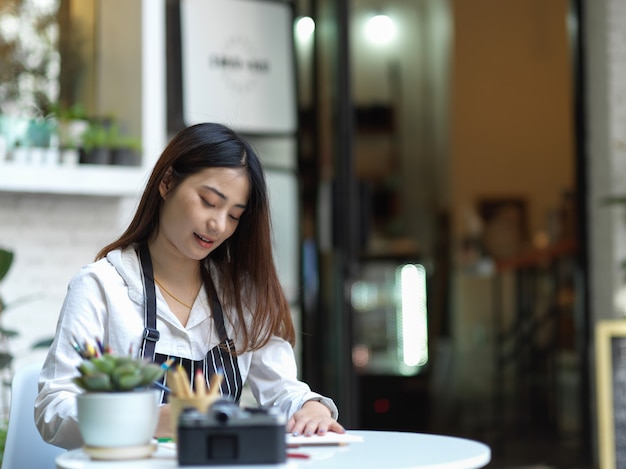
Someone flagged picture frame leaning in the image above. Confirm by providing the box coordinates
[596,319,626,469]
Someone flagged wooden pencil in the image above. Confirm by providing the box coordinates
[194,369,207,397]
[208,372,223,397]
[176,364,193,398]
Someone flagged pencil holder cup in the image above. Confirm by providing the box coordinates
[169,394,221,440]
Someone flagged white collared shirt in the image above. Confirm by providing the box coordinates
[34,246,337,449]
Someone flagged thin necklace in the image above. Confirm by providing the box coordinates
[154,278,193,310]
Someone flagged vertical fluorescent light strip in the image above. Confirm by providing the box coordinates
[399,264,428,368]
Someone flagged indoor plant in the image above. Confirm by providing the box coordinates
[79,121,112,165]
[79,120,142,167]
[73,345,164,458]
[53,103,89,165]
[108,124,142,167]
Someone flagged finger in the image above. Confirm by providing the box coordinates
[289,419,308,436]
[315,422,330,435]
[328,421,346,433]
[302,421,319,436]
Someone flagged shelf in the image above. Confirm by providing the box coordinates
[495,239,578,272]
[0,163,149,197]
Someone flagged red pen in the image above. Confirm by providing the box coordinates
[287,452,311,459]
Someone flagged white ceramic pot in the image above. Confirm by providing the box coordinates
[76,390,159,448]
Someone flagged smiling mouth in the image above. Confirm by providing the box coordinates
[195,233,214,244]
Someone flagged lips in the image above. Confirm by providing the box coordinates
[194,232,215,249]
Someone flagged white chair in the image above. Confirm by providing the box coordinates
[1,363,65,469]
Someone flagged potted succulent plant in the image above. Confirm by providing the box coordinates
[73,346,165,459]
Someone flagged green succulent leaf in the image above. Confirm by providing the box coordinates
[77,360,99,376]
[79,373,113,391]
[118,372,143,390]
[111,363,137,380]
[74,346,165,392]
[91,356,116,374]
[140,364,165,384]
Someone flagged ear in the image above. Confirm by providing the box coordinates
[159,167,174,198]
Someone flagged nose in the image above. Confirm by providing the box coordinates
[208,209,228,234]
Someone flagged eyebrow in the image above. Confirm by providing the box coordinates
[204,185,247,210]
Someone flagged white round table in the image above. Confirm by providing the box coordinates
[56,430,491,469]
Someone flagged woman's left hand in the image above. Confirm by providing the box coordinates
[286,400,346,436]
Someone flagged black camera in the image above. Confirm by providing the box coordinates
[176,399,287,466]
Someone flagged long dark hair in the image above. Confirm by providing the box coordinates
[97,123,295,350]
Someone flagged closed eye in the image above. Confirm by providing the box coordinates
[229,209,245,221]
[201,197,215,208]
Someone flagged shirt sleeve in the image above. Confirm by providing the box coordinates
[34,267,108,450]
[244,336,339,420]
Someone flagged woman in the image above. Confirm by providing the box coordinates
[35,123,344,449]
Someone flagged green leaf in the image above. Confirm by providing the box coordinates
[0,249,14,283]
[601,195,626,206]
[0,353,13,370]
[74,348,165,392]
[77,374,113,392]
[31,337,54,349]
[140,365,165,385]
[0,328,19,339]
[78,361,99,375]
[118,372,143,390]
[91,355,116,374]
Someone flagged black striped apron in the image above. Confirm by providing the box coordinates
[137,244,243,403]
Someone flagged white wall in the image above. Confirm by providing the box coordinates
[0,194,137,372]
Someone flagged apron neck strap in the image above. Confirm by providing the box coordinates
[139,244,159,360]
[138,245,229,360]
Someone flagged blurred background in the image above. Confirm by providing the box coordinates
[0,0,623,467]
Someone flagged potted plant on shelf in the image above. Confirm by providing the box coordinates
[53,104,89,166]
[108,124,142,167]
[79,120,142,167]
[73,344,165,459]
[79,121,112,165]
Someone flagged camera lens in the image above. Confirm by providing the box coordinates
[215,411,229,423]
[210,399,239,424]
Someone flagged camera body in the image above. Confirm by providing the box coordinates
[177,399,287,466]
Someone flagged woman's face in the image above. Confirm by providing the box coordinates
[156,166,250,261]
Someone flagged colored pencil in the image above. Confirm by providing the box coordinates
[194,369,207,396]
[208,371,224,397]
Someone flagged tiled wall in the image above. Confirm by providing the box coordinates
[0,193,137,371]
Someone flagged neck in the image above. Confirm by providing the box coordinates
[147,241,202,287]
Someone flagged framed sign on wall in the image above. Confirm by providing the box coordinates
[596,320,626,469]
[180,0,296,134]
